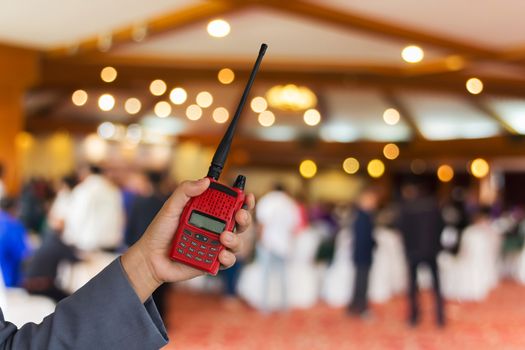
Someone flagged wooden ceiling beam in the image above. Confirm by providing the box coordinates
[36,58,525,98]
[47,1,247,57]
[468,98,520,136]
[258,0,497,58]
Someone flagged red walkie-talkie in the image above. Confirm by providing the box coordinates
[169,43,267,275]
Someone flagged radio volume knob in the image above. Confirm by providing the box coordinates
[233,175,246,190]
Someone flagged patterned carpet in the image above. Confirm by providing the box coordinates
[162,281,525,350]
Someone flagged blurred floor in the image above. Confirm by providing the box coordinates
[162,281,525,350]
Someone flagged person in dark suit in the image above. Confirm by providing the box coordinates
[348,187,379,317]
[0,178,255,349]
[397,180,445,327]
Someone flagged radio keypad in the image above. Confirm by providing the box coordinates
[178,230,222,265]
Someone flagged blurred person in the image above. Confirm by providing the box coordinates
[63,165,124,252]
[47,175,78,233]
[0,178,255,349]
[23,231,79,302]
[348,187,379,318]
[19,178,49,234]
[0,197,31,287]
[125,171,170,318]
[256,183,300,312]
[397,180,445,327]
[125,172,167,247]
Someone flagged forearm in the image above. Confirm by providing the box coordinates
[121,245,162,303]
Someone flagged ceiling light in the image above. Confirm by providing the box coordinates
[470,158,490,178]
[251,96,268,113]
[170,87,187,105]
[154,101,172,118]
[196,91,213,108]
[97,122,116,139]
[304,109,321,126]
[72,89,88,106]
[343,157,359,174]
[437,165,454,182]
[100,66,117,83]
[402,45,424,63]
[98,94,115,111]
[124,98,141,115]
[213,107,229,123]
[299,160,317,179]
[383,143,400,160]
[258,110,275,127]
[466,78,483,95]
[186,104,202,121]
[218,68,235,84]
[367,159,385,178]
[383,108,400,125]
[266,84,317,112]
[207,19,230,38]
[150,79,167,96]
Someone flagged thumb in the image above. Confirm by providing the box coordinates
[160,178,210,220]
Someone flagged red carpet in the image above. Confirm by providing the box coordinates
[162,281,525,350]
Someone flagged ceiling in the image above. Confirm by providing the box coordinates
[2,0,525,166]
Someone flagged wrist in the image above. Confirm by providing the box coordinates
[121,244,162,303]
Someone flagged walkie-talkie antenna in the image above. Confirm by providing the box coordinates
[207,43,268,180]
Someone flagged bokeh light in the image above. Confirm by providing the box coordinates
[251,96,268,113]
[100,66,117,83]
[367,159,385,178]
[170,87,187,105]
[304,109,321,126]
[207,19,230,38]
[150,79,167,96]
[213,107,229,123]
[383,108,400,125]
[186,104,203,121]
[343,157,360,174]
[98,94,115,111]
[218,68,235,84]
[72,89,88,106]
[97,122,116,139]
[402,45,424,63]
[470,158,490,178]
[383,143,400,160]
[299,160,317,179]
[196,91,213,108]
[154,101,172,118]
[437,165,454,182]
[258,110,275,127]
[124,97,141,115]
[466,78,483,95]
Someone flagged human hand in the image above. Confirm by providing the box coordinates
[121,178,255,302]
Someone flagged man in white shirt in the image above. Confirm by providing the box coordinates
[256,184,300,312]
[63,165,124,252]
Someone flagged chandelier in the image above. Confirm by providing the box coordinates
[266,84,317,112]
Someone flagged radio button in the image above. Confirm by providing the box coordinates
[189,247,196,253]
[180,242,187,248]
[198,251,205,256]
[195,257,203,262]
[205,259,213,264]
[190,241,198,247]
[186,253,193,259]
[200,244,207,250]
[182,235,189,242]
[177,248,184,254]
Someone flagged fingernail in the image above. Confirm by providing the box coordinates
[224,233,233,242]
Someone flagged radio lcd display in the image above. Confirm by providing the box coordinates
[189,211,226,234]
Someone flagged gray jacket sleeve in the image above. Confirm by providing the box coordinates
[0,258,168,349]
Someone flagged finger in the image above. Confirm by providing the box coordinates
[244,193,256,211]
[218,249,236,269]
[220,231,241,254]
[235,209,252,234]
[160,178,210,219]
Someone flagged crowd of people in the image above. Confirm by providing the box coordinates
[1,164,525,329]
